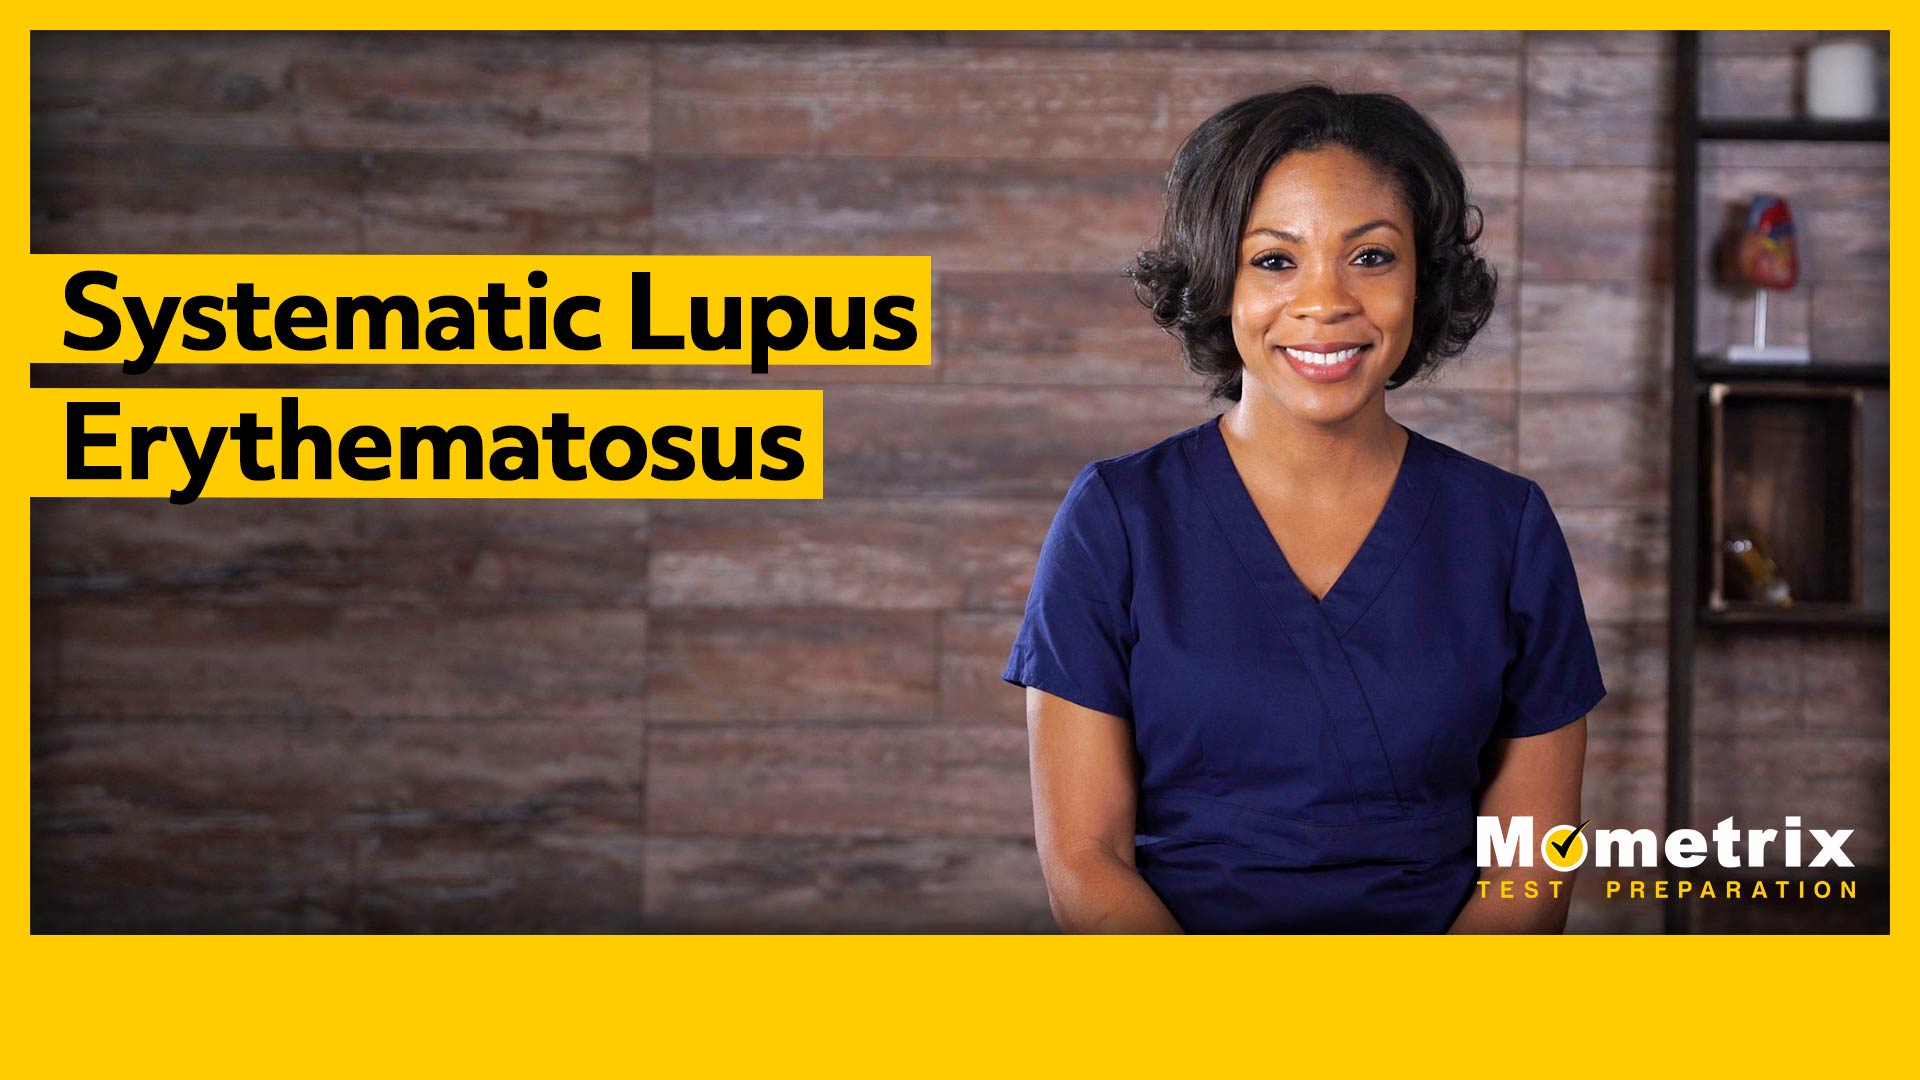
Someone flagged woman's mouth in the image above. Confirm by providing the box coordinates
[1281,343,1371,383]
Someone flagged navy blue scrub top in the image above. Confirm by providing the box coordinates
[1004,414,1607,933]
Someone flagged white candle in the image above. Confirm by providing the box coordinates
[1806,40,1878,120]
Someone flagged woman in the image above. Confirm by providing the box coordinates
[1004,85,1604,934]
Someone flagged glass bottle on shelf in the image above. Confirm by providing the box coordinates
[1723,527,1792,607]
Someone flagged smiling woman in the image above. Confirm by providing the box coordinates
[1006,84,1603,934]
[1133,85,1497,402]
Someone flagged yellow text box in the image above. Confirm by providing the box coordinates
[31,254,931,369]
[27,388,823,501]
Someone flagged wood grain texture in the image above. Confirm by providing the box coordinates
[34,822,356,933]
[943,31,1521,52]
[31,601,61,716]
[361,151,651,255]
[1556,507,1669,624]
[1700,140,1888,171]
[351,819,648,932]
[821,385,1216,496]
[33,714,645,932]
[648,610,938,724]
[1527,32,1668,55]
[1520,167,1672,283]
[1861,390,1888,509]
[1525,51,1673,168]
[652,156,1166,272]
[658,44,1523,165]
[1701,55,1799,119]
[1518,393,1669,509]
[656,45,1181,161]
[1589,621,1668,735]
[37,715,643,826]
[1170,52,1523,166]
[35,32,311,149]
[1388,389,1516,470]
[1695,627,1888,739]
[27,145,658,258]
[45,601,647,722]
[1862,501,1888,614]
[34,32,653,154]
[935,272,1191,387]
[665,31,1502,52]
[34,498,651,608]
[1420,292,1516,394]
[1807,281,1889,363]
[643,836,1051,932]
[1699,31,1823,53]
[1693,630,1806,731]
[1519,281,1670,394]
[939,612,1026,727]
[1463,164,1522,280]
[648,499,1054,612]
[1799,632,1890,734]
[33,144,365,253]
[645,725,1032,838]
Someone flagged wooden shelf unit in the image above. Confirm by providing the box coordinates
[1665,31,1889,934]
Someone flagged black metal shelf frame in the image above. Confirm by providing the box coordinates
[1695,361,1889,384]
[1698,118,1890,141]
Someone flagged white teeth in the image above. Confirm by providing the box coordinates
[1284,345,1365,366]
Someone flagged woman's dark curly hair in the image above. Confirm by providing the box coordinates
[1130,83,1497,401]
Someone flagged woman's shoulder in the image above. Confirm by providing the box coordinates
[1414,426,1543,508]
[1411,427,1570,553]
[1067,416,1218,509]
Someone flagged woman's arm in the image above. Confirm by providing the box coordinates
[1449,716,1588,934]
[1026,687,1183,933]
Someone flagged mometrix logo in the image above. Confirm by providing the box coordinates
[1477,816,1854,870]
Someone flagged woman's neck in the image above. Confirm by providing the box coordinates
[1219,383,1406,502]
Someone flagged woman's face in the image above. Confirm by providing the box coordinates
[1230,145,1418,428]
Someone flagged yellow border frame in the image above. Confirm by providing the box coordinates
[7,12,1907,1073]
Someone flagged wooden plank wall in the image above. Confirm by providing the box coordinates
[30,31,1889,932]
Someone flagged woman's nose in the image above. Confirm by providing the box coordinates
[1288,267,1361,322]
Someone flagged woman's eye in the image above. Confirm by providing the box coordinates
[1354,247,1397,267]
[1251,253,1292,271]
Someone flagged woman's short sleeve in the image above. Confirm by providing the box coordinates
[1495,481,1608,739]
[1002,463,1135,718]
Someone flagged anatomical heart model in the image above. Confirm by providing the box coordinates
[1720,193,1810,363]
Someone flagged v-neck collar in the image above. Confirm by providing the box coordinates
[1184,412,1445,640]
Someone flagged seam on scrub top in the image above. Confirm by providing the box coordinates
[1011,643,1130,721]
[1040,465,1134,716]
[1331,650,1404,811]
[1318,440,1454,812]
[1332,440,1452,644]
[1085,462,1140,649]
[1503,481,1541,646]
[1508,682,1607,739]
[1181,433,1364,814]
[1155,788,1474,829]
